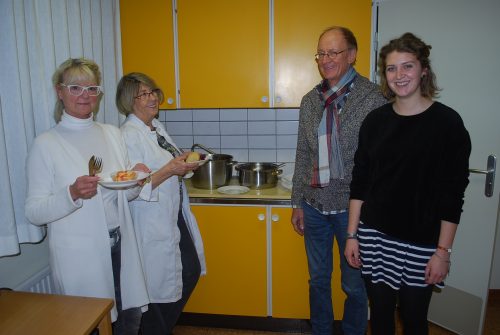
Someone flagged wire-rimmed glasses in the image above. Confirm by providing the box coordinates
[60,84,102,96]
[135,88,161,101]
[314,49,348,61]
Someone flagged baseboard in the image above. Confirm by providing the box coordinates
[178,313,314,333]
[489,289,500,300]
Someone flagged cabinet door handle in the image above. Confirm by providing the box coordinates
[271,214,279,222]
[261,96,268,103]
[166,97,174,105]
[257,213,266,221]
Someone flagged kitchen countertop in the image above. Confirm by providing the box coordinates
[186,177,292,205]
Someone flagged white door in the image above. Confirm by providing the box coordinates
[375,0,500,334]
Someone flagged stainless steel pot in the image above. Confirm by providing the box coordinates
[235,162,283,189]
[190,144,235,189]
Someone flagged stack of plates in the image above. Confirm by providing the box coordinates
[279,174,293,191]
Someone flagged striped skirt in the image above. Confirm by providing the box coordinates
[358,224,443,290]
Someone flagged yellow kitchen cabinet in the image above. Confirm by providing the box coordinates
[177,0,269,108]
[186,204,346,320]
[271,207,346,319]
[185,205,268,316]
[119,0,373,108]
[274,0,373,107]
[119,0,176,109]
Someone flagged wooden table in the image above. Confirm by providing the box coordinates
[0,289,114,335]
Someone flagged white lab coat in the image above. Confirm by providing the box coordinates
[121,115,206,303]
[25,123,150,321]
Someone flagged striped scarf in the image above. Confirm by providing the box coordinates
[311,67,357,187]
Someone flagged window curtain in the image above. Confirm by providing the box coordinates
[0,0,124,257]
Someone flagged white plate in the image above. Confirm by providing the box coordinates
[98,171,150,189]
[217,185,250,195]
[183,171,194,179]
[183,156,209,179]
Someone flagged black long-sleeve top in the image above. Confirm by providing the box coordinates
[350,102,471,245]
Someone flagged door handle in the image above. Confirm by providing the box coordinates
[469,154,496,197]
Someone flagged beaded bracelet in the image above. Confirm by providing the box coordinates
[436,245,452,253]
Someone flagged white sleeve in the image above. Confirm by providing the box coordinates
[121,125,159,202]
[25,139,82,225]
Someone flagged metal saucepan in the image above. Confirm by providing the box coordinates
[190,144,236,189]
[235,162,284,189]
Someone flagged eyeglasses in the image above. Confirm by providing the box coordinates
[135,89,161,100]
[61,84,102,96]
[315,49,348,61]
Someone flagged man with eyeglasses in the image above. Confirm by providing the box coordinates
[291,26,386,335]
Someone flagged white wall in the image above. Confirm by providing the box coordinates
[0,240,49,289]
[490,210,500,289]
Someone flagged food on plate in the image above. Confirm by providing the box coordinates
[186,151,201,163]
[112,170,137,181]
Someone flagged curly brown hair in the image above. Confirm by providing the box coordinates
[378,32,440,100]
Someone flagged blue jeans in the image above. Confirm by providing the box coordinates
[111,237,142,335]
[303,201,367,335]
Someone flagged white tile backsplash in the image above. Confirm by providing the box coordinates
[160,108,299,164]
[163,109,192,121]
[277,149,297,162]
[221,135,248,148]
[248,121,276,135]
[248,108,275,120]
[158,111,167,122]
[220,121,247,135]
[166,121,193,135]
[193,121,220,135]
[220,109,247,121]
[249,149,277,162]
[222,149,249,163]
[193,135,220,151]
[277,135,298,148]
[276,108,300,120]
[193,109,219,121]
[171,135,194,150]
[249,135,276,149]
[276,120,299,134]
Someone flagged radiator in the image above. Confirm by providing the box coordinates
[15,266,54,294]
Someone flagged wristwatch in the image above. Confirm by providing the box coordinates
[346,232,358,240]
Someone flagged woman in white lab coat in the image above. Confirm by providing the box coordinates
[25,58,150,335]
[116,72,206,335]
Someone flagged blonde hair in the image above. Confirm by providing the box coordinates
[52,58,102,122]
[116,72,164,116]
